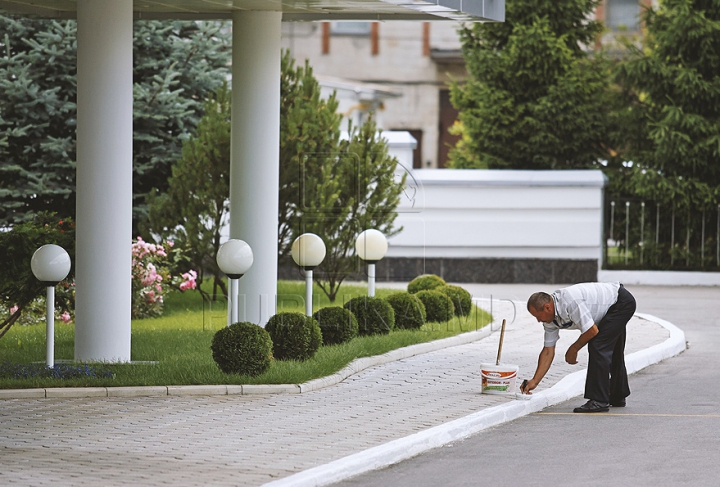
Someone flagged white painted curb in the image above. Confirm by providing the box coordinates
[261,313,686,487]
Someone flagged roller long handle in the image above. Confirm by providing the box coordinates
[496,318,506,366]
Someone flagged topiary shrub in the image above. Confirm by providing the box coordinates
[265,312,322,361]
[385,292,426,330]
[407,274,446,294]
[313,306,359,345]
[344,296,395,336]
[415,290,455,323]
[211,322,273,376]
[436,284,473,317]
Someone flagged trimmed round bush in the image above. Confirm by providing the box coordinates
[344,296,395,336]
[415,290,455,323]
[385,292,426,330]
[407,274,446,294]
[313,306,359,345]
[211,322,273,376]
[265,312,322,361]
[436,284,473,317]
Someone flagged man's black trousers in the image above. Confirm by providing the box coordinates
[585,285,637,404]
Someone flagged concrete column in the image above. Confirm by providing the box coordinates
[231,12,282,326]
[75,0,133,362]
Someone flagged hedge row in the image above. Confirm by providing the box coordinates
[211,275,471,376]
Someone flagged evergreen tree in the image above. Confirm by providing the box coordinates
[278,51,404,301]
[146,51,404,302]
[307,118,405,302]
[133,20,230,224]
[145,83,231,299]
[278,51,343,258]
[449,0,613,169]
[0,13,230,229]
[616,0,720,212]
[0,17,77,226]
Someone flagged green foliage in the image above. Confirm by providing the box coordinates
[0,17,77,226]
[614,0,720,211]
[265,312,322,361]
[385,292,426,330]
[449,0,614,169]
[415,290,455,323]
[344,296,395,336]
[210,322,273,376]
[312,306,359,345]
[0,14,230,229]
[278,51,405,302]
[279,51,342,258]
[407,274,446,294]
[132,20,230,226]
[0,212,75,338]
[145,83,231,299]
[435,285,473,317]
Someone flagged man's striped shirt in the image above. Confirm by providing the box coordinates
[542,282,621,347]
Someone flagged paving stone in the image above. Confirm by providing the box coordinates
[0,302,670,487]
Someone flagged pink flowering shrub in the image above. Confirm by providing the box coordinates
[131,237,197,319]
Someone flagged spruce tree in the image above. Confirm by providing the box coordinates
[616,0,720,211]
[133,20,230,224]
[0,17,77,226]
[449,0,613,169]
[0,13,230,229]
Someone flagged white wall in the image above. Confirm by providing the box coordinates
[387,169,608,264]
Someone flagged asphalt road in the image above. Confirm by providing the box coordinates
[334,285,720,487]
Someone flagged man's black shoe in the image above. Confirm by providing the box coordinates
[610,400,626,407]
[573,400,610,413]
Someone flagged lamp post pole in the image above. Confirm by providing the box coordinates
[291,233,326,316]
[45,286,55,366]
[31,244,71,368]
[305,269,314,316]
[367,263,376,297]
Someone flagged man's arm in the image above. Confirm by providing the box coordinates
[564,324,599,364]
[521,345,555,394]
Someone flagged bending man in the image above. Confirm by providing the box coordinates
[521,282,637,413]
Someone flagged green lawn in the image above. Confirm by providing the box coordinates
[0,280,492,389]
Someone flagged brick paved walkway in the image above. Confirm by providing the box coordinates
[0,295,669,487]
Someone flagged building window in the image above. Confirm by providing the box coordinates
[606,0,640,31]
[330,22,371,36]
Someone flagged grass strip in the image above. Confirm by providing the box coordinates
[0,281,492,389]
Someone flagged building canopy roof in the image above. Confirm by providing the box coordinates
[0,0,504,21]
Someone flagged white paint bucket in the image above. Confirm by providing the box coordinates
[480,363,519,394]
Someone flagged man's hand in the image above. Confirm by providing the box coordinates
[565,345,578,365]
[565,324,598,365]
[520,379,538,394]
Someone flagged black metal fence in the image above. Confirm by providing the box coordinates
[604,196,720,271]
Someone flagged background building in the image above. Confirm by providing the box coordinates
[282,21,465,169]
[281,1,649,170]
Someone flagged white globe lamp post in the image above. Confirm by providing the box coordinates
[355,229,388,297]
[31,244,72,367]
[216,239,254,326]
[291,233,326,316]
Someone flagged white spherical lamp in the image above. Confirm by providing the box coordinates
[291,233,326,269]
[216,239,254,279]
[355,229,388,263]
[31,244,71,285]
[31,244,71,368]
